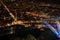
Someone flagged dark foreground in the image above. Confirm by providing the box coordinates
[0,26,58,40]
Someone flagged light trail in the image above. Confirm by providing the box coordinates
[0,0,16,21]
[26,12,50,18]
[44,22,58,35]
[44,21,60,39]
[56,20,60,38]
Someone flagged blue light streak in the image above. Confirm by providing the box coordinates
[56,20,60,38]
[44,22,58,36]
[43,17,60,40]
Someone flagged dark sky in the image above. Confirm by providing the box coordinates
[36,0,60,4]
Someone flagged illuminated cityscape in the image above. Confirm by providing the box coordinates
[0,0,60,40]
